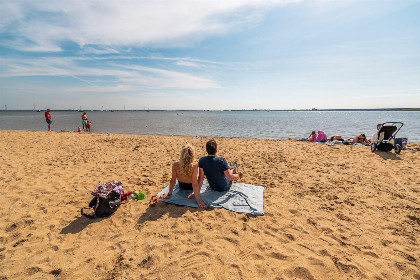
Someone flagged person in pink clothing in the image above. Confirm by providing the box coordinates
[45,109,52,131]
[314,130,327,142]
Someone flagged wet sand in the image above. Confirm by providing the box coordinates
[0,129,419,279]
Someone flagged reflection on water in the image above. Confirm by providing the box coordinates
[0,110,419,141]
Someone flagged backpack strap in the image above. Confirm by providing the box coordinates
[81,207,96,219]
[94,195,100,211]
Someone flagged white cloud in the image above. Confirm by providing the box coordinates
[81,47,120,55]
[60,85,133,94]
[176,60,202,68]
[0,56,221,90]
[0,0,297,52]
[113,64,221,89]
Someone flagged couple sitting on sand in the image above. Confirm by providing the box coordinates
[165,139,244,209]
[306,130,328,142]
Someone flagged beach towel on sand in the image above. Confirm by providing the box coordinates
[156,180,265,215]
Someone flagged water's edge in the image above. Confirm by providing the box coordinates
[1,111,419,141]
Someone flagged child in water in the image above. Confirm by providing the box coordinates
[86,120,91,132]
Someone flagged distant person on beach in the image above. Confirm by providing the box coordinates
[45,109,52,131]
[353,133,370,144]
[165,143,206,209]
[314,130,328,142]
[81,112,88,131]
[198,139,244,192]
[86,120,91,132]
[330,135,344,142]
[307,131,317,142]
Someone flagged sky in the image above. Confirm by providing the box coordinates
[0,0,419,110]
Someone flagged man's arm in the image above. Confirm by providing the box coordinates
[224,169,244,181]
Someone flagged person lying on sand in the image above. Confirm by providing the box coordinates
[353,133,371,144]
[197,139,244,192]
[164,143,206,209]
[330,135,344,142]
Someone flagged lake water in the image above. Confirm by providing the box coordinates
[0,110,419,142]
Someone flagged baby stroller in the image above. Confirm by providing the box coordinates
[371,122,404,154]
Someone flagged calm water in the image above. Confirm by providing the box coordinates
[0,110,419,141]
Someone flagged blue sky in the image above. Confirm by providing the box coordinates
[0,0,419,110]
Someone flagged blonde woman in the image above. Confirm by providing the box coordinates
[166,143,206,209]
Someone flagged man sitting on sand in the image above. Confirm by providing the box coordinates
[198,139,244,192]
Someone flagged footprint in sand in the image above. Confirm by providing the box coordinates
[239,249,265,261]
[25,267,42,276]
[332,256,364,276]
[50,269,62,277]
[308,257,325,266]
[270,252,288,260]
[336,213,351,222]
[321,227,333,234]
[364,251,379,258]
[284,233,295,241]
[228,263,244,279]
[6,222,17,232]
[179,251,210,271]
[13,239,28,247]
[285,267,316,280]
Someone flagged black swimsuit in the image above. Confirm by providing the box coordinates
[178,181,193,190]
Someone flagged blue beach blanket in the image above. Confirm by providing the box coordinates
[157,180,265,215]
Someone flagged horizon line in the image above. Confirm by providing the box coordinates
[1,108,420,112]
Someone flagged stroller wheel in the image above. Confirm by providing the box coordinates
[395,144,401,154]
[371,143,377,152]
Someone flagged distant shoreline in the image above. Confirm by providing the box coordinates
[1,108,419,112]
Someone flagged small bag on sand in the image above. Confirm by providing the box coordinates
[81,180,123,219]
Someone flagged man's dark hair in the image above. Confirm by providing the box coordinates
[206,139,217,155]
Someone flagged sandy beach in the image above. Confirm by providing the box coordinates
[0,129,419,279]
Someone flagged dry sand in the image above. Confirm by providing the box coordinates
[0,129,419,280]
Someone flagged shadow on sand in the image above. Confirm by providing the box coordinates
[137,201,209,225]
[373,151,401,160]
[136,200,258,226]
[60,215,111,234]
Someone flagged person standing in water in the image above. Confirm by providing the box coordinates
[81,112,88,131]
[86,120,91,132]
[45,109,52,131]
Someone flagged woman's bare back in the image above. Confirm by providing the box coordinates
[173,162,198,183]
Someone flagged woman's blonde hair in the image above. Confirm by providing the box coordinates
[179,143,195,177]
